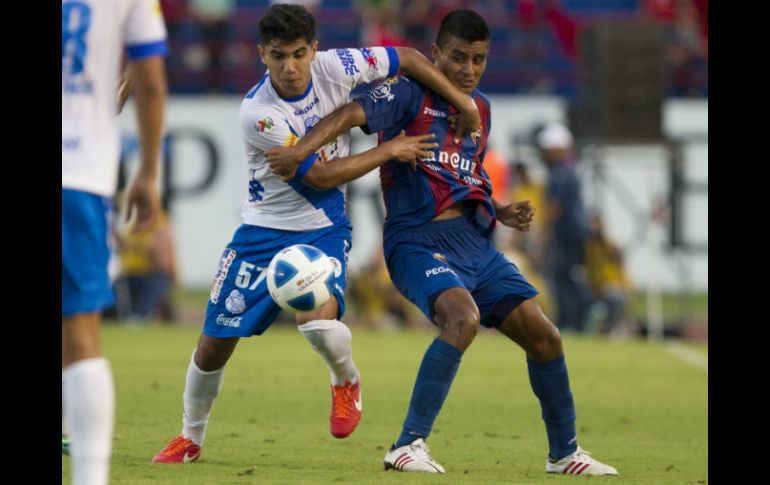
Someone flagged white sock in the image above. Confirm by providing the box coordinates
[298,319,359,386]
[182,349,225,445]
[63,358,114,485]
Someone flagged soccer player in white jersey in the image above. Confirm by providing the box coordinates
[62,0,167,484]
[152,2,479,464]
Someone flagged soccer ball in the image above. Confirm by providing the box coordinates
[266,244,335,313]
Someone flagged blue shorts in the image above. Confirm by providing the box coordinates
[62,188,115,317]
[203,223,352,338]
[384,216,538,328]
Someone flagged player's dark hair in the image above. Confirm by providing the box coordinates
[436,9,490,48]
[259,4,316,45]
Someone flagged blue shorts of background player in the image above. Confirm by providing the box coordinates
[62,189,115,317]
[203,223,351,338]
[385,215,538,328]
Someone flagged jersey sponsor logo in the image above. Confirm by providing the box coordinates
[432,253,447,263]
[210,249,236,304]
[304,115,321,132]
[216,314,242,327]
[358,48,378,69]
[225,289,246,314]
[294,97,320,116]
[335,48,360,76]
[423,107,447,118]
[425,266,456,278]
[420,150,478,173]
[256,117,274,133]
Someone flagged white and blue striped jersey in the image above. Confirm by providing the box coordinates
[61,0,167,197]
[239,47,399,231]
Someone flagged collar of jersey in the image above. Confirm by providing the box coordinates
[273,78,314,102]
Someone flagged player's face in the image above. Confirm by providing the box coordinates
[432,36,489,94]
[259,38,318,98]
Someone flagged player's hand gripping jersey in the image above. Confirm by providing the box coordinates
[240,47,399,231]
[354,76,496,241]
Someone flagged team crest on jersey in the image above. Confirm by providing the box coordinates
[210,249,237,304]
[369,79,395,102]
[225,290,246,314]
[256,117,274,133]
[304,115,321,132]
[358,48,378,69]
[471,127,482,146]
[329,257,343,278]
[433,253,447,263]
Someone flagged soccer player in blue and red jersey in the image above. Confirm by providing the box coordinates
[266,9,618,478]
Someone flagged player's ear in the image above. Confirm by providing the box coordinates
[430,43,441,65]
[310,40,318,60]
[257,44,267,65]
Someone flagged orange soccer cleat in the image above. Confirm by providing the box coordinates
[152,435,202,464]
[329,377,362,438]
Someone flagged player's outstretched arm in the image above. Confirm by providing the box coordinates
[266,101,369,181]
[394,47,480,144]
[301,131,437,191]
[125,55,166,234]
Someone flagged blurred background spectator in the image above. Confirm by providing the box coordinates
[113,208,178,323]
[585,211,634,337]
[533,121,591,332]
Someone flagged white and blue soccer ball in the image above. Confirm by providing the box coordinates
[266,244,335,313]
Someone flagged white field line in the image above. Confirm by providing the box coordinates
[665,342,708,372]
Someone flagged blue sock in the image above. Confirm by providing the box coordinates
[527,355,578,460]
[395,339,463,448]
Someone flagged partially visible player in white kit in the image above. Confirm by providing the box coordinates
[152,2,480,464]
[62,0,167,483]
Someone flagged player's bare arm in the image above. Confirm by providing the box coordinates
[301,131,437,190]
[493,198,535,232]
[266,101,369,181]
[125,55,166,234]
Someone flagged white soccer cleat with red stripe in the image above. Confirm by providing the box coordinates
[546,446,618,476]
[384,438,445,473]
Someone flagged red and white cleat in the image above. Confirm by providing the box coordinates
[152,435,202,464]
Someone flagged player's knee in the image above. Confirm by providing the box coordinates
[529,320,563,361]
[195,337,235,372]
[438,308,480,351]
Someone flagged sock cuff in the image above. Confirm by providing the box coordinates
[428,338,463,365]
[190,349,225,376]
[62,357,109,377]
[297,319,344,333]
[527,354,566,374]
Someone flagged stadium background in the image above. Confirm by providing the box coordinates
[66,1,708,483]
[114,0,707,338]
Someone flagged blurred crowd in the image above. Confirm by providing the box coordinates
[158,0,707,97]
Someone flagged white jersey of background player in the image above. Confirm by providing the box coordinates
[62,0,167,484]
[151,3,480,465]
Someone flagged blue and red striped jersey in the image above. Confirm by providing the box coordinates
[354,76,496,243]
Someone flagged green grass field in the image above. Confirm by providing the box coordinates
[63,324,707,484]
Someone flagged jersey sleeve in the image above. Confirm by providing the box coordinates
[354,76,424,135]
[125,0,168,60]
[314,47,399,90]
[241,107,319,179]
